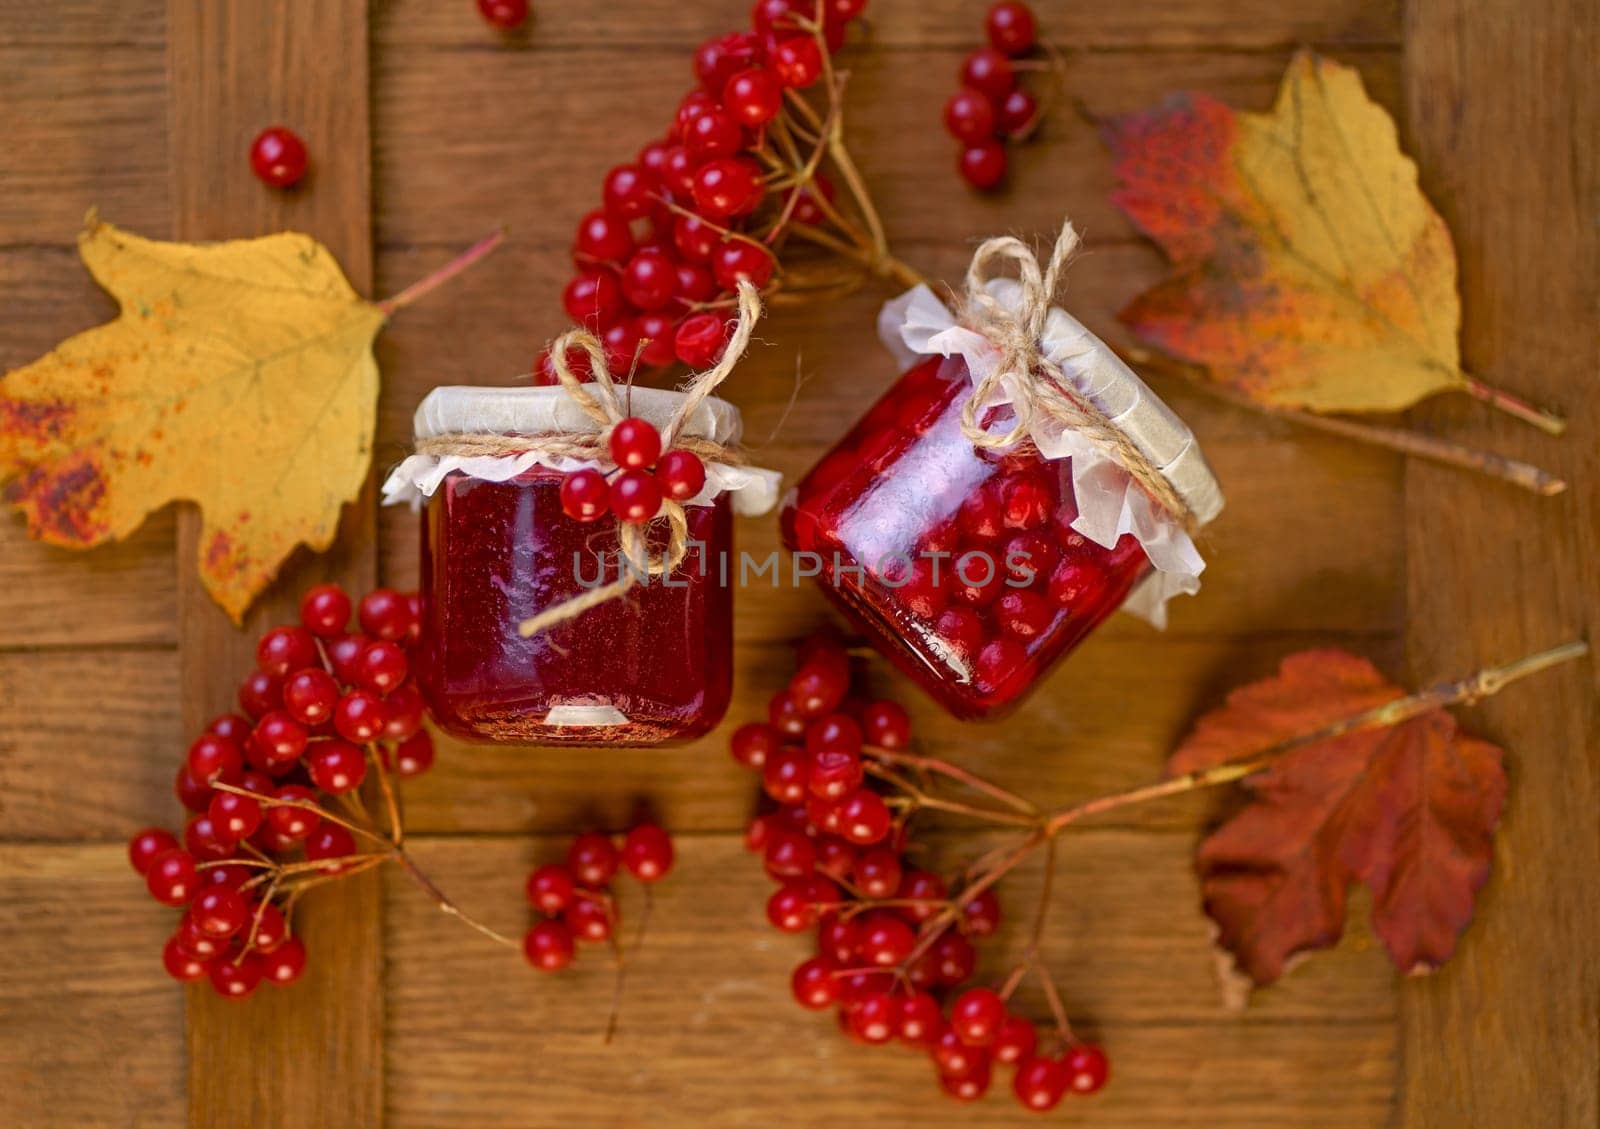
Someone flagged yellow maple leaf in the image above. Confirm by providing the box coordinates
[0,216,384,623]
[1106,51,1562,434]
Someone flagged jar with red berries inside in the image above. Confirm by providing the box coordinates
[387,385,779,745]
[781,235,1223,719]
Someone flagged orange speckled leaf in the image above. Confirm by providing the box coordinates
[1169,650,1506,990]
[0,216,382,623]
[1105,52,1466,415]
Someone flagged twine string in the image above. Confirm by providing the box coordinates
[956,221,1195,531]
[411,281,764,638]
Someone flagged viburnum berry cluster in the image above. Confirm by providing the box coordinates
[129,584,434,999]
[730,629,1109,1113]
[522,824,676,973]
[557,414,707,526]
[537,0,923,385]
[944,2,1058,191]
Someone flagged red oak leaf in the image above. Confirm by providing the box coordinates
[1169,650,1507,988]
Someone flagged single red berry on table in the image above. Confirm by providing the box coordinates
[261,937,308,986]
[961,47,1016,99]
[523,919,577,971]
[175,764,212,812]
[944,87,997,143]
[609,417,663,470]
[959,140,1008,190]
[249,127,308,189]
[128,827,180,875]
[609,470,664,523]
[568,831,620,888]
[751,0,802,33]
[559,468,611,522]
[1014,1054,1070,1111]
[986,1,1037,55]
[299,582,351,636]
[1064,1042,1110,1094]
[656,449,707,502]
[476,0,529,30]
[622,824,675,882]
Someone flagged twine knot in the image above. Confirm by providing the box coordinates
[956,222,1195,532]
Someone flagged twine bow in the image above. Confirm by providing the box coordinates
[956,222,1196,532]
[414,280,763,638]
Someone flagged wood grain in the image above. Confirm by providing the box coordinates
[383,835,1397,1129]
[165,1,382,1126]
[1399,0,1600,1124]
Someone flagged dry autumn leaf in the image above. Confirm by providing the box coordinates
[1105,50,1563,435]
[1168,650,1507,990]
[0,215,498,623]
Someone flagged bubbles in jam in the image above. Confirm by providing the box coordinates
[420,469,733,745]
[780,356,1150,719]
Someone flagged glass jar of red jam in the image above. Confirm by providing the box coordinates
[386,386,778,746]
[781,288,1222,719]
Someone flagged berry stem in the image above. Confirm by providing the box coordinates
[865,745,1039,815]
[391,848,522,951]
[376,228,507,317]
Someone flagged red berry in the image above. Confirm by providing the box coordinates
[146,849,199,907]
[723,68,782,126]
[959,140,1007,190]
[187,733,243,785]
[761,748,810,805]
[807,748,863,801]
[763,828,815,879]
[535,344,595,387]
[282,667,339,726]
[307,739,367,794]
[191,886,250,938]
[621,824,675,883]
[766,881,817,932]
[897,869,948,923]
[207,713,252,744]
[951,987,1007,1046]
[562,271,625,330]
[256,626,317,678]
[333,690,387,743]
[857,910,915,966]
[852,848,902,899]
[209,790,263,841]
[816,916,860,966]
[162,935,211,982]
[898,991,943,1046]
[672,214,721,263]
[1048,558,1106,608]
[996,87,1040,137]
[996,589,1054,639]
[567,831,620,888]
[674,90,718,138]
[694,31,762,95]
[477,0,529,30]
[684,105,743,162]
[655,449,707,502]
[523,920,577,971]
[788,660,848,717]
[326,633,370,683]
[393,729,434,777]
[209,952,265,1000]
[933,930,977,984]
[602,163,654,220]
[261,937,307,986]
[305,821,357,871]
[299,583,351,636]
[975,637,1028,691]
[730,721,779,769]
[249,127,307,188]
[526,863,577,915]
[355,640,408,693]
[660,145,700,198]
[129,827,180,875]
[837,789,891,845]
[961,47,1016,98]
[620,249,677,312]
[673,312,729,369]
[961,888,1003,938]
[175,764,212,812]
[932,1026,990,1078]
[850,991,898,1043]
[566,895,614,942]
[358,588,417,642]
[986,1,1037,55]
[559,468,611,522]
[638,312,678,369]
[247,712,308,773]
[805,712,862,755]
[751,0,802,33]
[771,34,823,87]
[185,813,236,860]
[246,901,289,952]
[712,239,774,290]
[574,207,635,264]
[673,259,718,305]
[944,88,997,143]
[994,1015,1038,1064]
[266,784,318,840]
[791,957,839,1009]
[860,700,911,749]
[1014,1054,1069,1111]
[609,470,663,523]
[768,691,808,737]
[1064,1043,1110,1094]
[609,417,663,470]
[692,157,766,218]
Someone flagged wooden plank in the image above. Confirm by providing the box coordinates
[0,0,164,46]
[0,649,179,839]
[373,47,1401,247]
[373,0,1402,50]
[0,46,169,243]
[0,844,185,1128]
[1399,0,1600,1125]
[383,834,1396,1127]
[165,1,382,1125]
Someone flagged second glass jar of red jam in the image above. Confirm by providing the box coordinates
[395,386,775,746]
[781,354,1211,719]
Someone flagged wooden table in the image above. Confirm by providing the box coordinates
[1,1,1594,1126]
